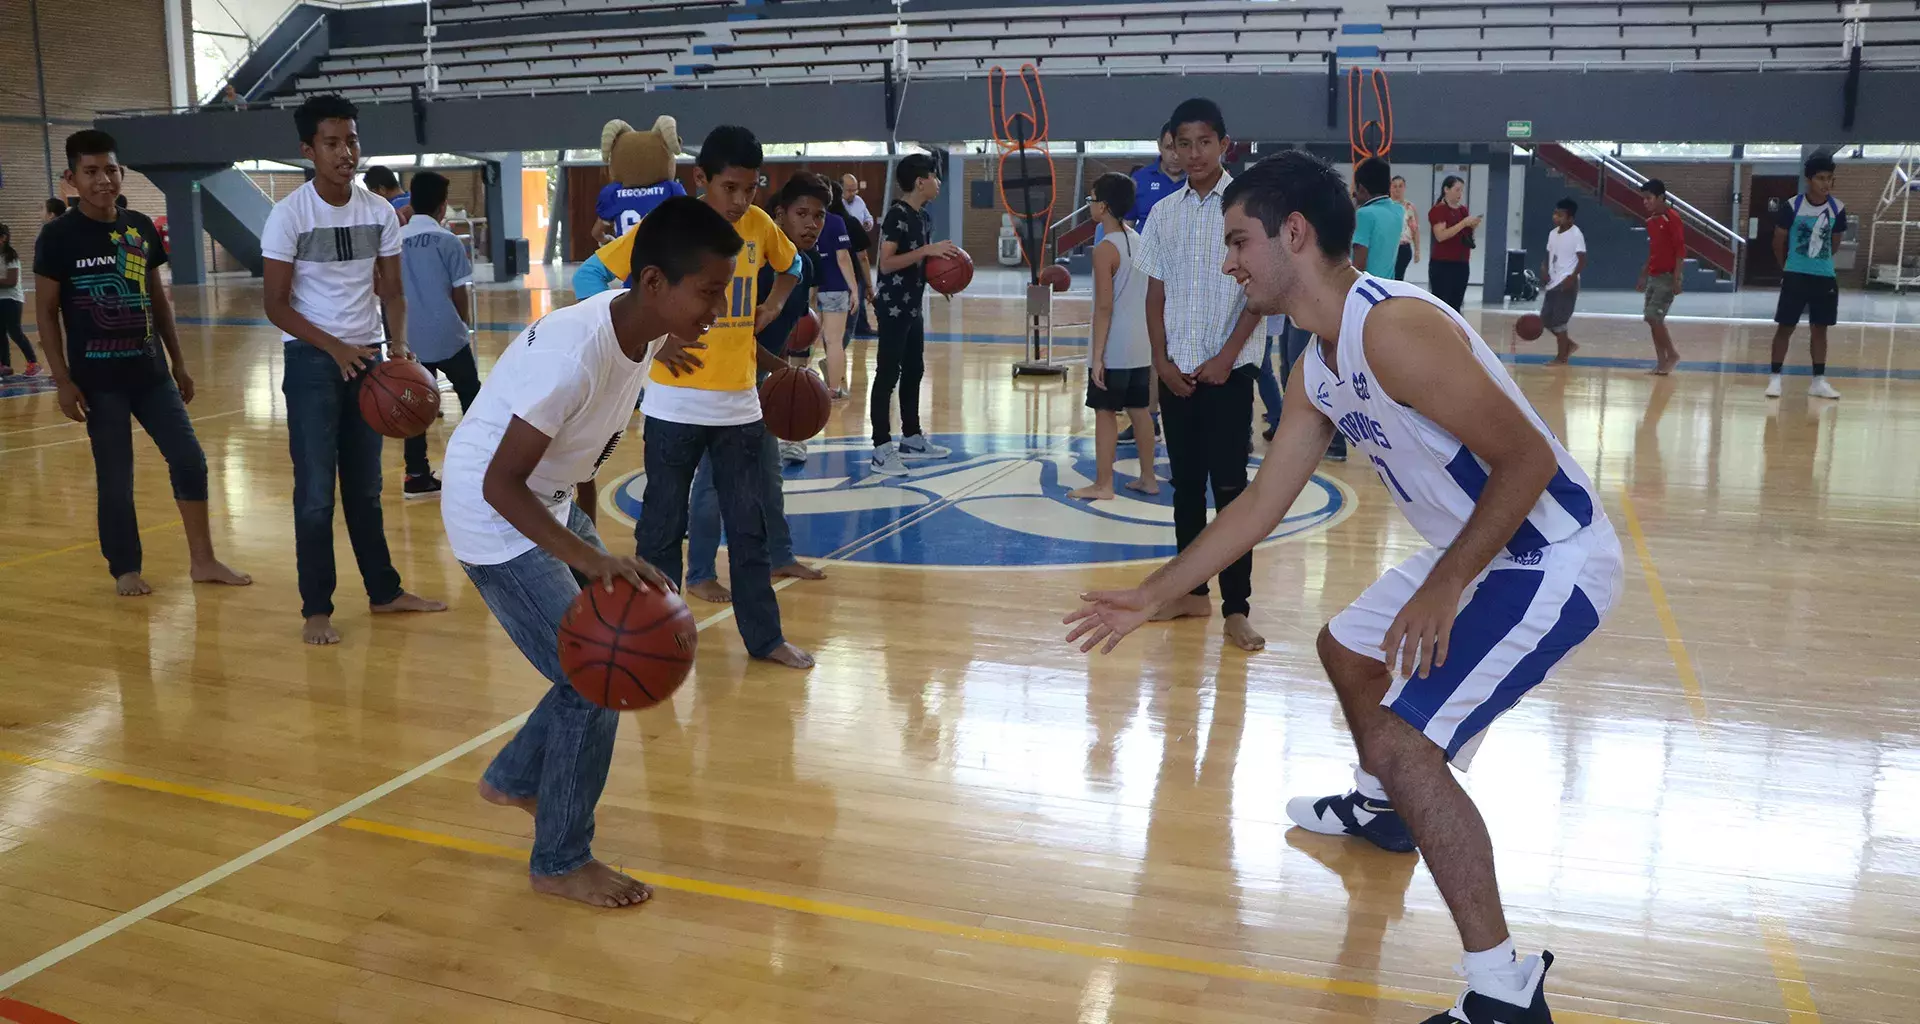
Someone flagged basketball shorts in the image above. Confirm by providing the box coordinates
[1327,524,1623,768]
[1087,365,1152,412]
[1775,271,1839,328]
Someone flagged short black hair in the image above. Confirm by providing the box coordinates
[1159,120,1176,140]
[1639,178,1667,197]
[65,129,117,172]
[1091,171,1135,217]
[1804,152,1837,178]
[632,196,744,284]
[1554,197,1579,218]
[774,172,832,211]
[1390,175,1406,185]
[696,124,763,177]
[895,153,939,193]
[409,170,450,216]
[293,94,358,146]
[1354,157,1392,198]
[1168,97,1226,140]
[1221,151,1355,260]
[45,197,68,217]
[363,165,401,192]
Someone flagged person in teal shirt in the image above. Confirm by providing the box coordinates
[1766,152,1846,400]
[1350,157,1402,279]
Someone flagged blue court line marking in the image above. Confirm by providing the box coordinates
[24,316,1917,382]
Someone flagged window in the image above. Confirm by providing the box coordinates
[1742,144,1803,160]
[1619,143,1733,159]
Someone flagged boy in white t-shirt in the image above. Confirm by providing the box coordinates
[1540,198,1587,365]
[445,197,738,909]
[262,94,444,645]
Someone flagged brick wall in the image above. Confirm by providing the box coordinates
[1632,161,1736,224]
[0,0,178,244]
[1736,162,1919,289]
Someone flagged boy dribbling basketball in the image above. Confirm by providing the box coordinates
[444,197,737,908]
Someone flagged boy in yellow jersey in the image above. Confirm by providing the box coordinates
[592,125,814,668]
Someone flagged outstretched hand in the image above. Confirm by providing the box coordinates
[1064,587,1155,654]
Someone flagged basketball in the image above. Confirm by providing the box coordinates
[926,249,974,296]
[759,365,833,442]
[558,578,697,711]
[357,359,441,438]
[1516,313,1544,341]
[786,310,821,355]
[1038,264,1072,292]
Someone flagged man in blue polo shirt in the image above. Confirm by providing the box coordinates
[1127,122,1185,229]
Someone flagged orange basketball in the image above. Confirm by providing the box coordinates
[1038,264,1072,292]
[786,310,821,355]
[758,365,832,442]
[1516,313,1544,341]
[357,359,441,438]
[558,578,697,711]
[926,249,974,296]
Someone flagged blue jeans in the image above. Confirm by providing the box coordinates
[686,428,794,585]
[467,503,617,877]
[634,416,785,657]
[84,378,208,578]
[1257,338,1284,430]
[283,340,403,618]
[1267,319,1344,458]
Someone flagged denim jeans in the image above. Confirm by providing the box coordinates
[402,346,484,478]
[634,416,785,657]
[466,503,618,878]
[870,309,926,446]
[84,379,208,578]
[686,428,794,585]
[283,340,404,618]
[1257,338,1284,430]
[1267,320,1344,458]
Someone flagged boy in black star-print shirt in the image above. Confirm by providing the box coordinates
[868,153,960,476]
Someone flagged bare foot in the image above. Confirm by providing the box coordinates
[1223,613,1266,652]
[774,561,826,581]
[303,615,341,645]
[478,778,536,818]
[1125,476,1161,496]
[1067,484,1115,501]
[115,572,152,597]
[757,642,815,669]
[686,579,732,603]
[190,559,253,586]
[1150,593,1211,622]
[1653,355,1680,376]
[530,860,653,909]
[370,591,448,614]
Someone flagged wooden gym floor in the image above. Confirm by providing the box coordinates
[0,277,1915,1024]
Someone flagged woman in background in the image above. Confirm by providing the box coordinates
[0,224,40,377]
[1427,174,1482,311]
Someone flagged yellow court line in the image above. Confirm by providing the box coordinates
[1616,486,1823,1024]
[1,747,1640,1024]
[0,521,184,573]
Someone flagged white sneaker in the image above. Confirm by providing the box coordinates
[1807,376,1841,400]
[779,439,808,464]
[870,442,909,476]
[1764,374,1783,398]
[896,433,952,460]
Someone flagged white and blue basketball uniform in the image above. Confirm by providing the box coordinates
[594,180,686,236]
[1303,274,1623,766]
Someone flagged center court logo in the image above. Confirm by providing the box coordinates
[604,433,1353,568]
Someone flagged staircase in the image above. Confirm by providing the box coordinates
[198,169,276,276]
[1532,143,1740,290]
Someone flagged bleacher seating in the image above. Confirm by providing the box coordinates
[265,0,1920,105]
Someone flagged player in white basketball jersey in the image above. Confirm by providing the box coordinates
[1065,152,1622,1024]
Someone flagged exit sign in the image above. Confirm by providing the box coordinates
[1506,120,1534,139]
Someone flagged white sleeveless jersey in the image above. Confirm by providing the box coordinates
[1302,274,1603,556]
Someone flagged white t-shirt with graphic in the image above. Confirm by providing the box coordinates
[260,180,401,347]
[441,290,652,566]
[1545,225,1587,291]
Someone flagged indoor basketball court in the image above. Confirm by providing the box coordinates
[3,1,1919,1022]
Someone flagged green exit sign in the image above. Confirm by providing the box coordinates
[1506,120,1534,139]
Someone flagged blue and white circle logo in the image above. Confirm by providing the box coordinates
[604,433,1352,569]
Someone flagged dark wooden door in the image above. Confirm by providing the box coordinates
[1744,174,1801,287]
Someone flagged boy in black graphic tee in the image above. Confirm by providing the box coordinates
[868,153,959,476]
[33,129,250,595]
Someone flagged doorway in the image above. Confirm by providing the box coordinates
[1744,174,1800,287]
